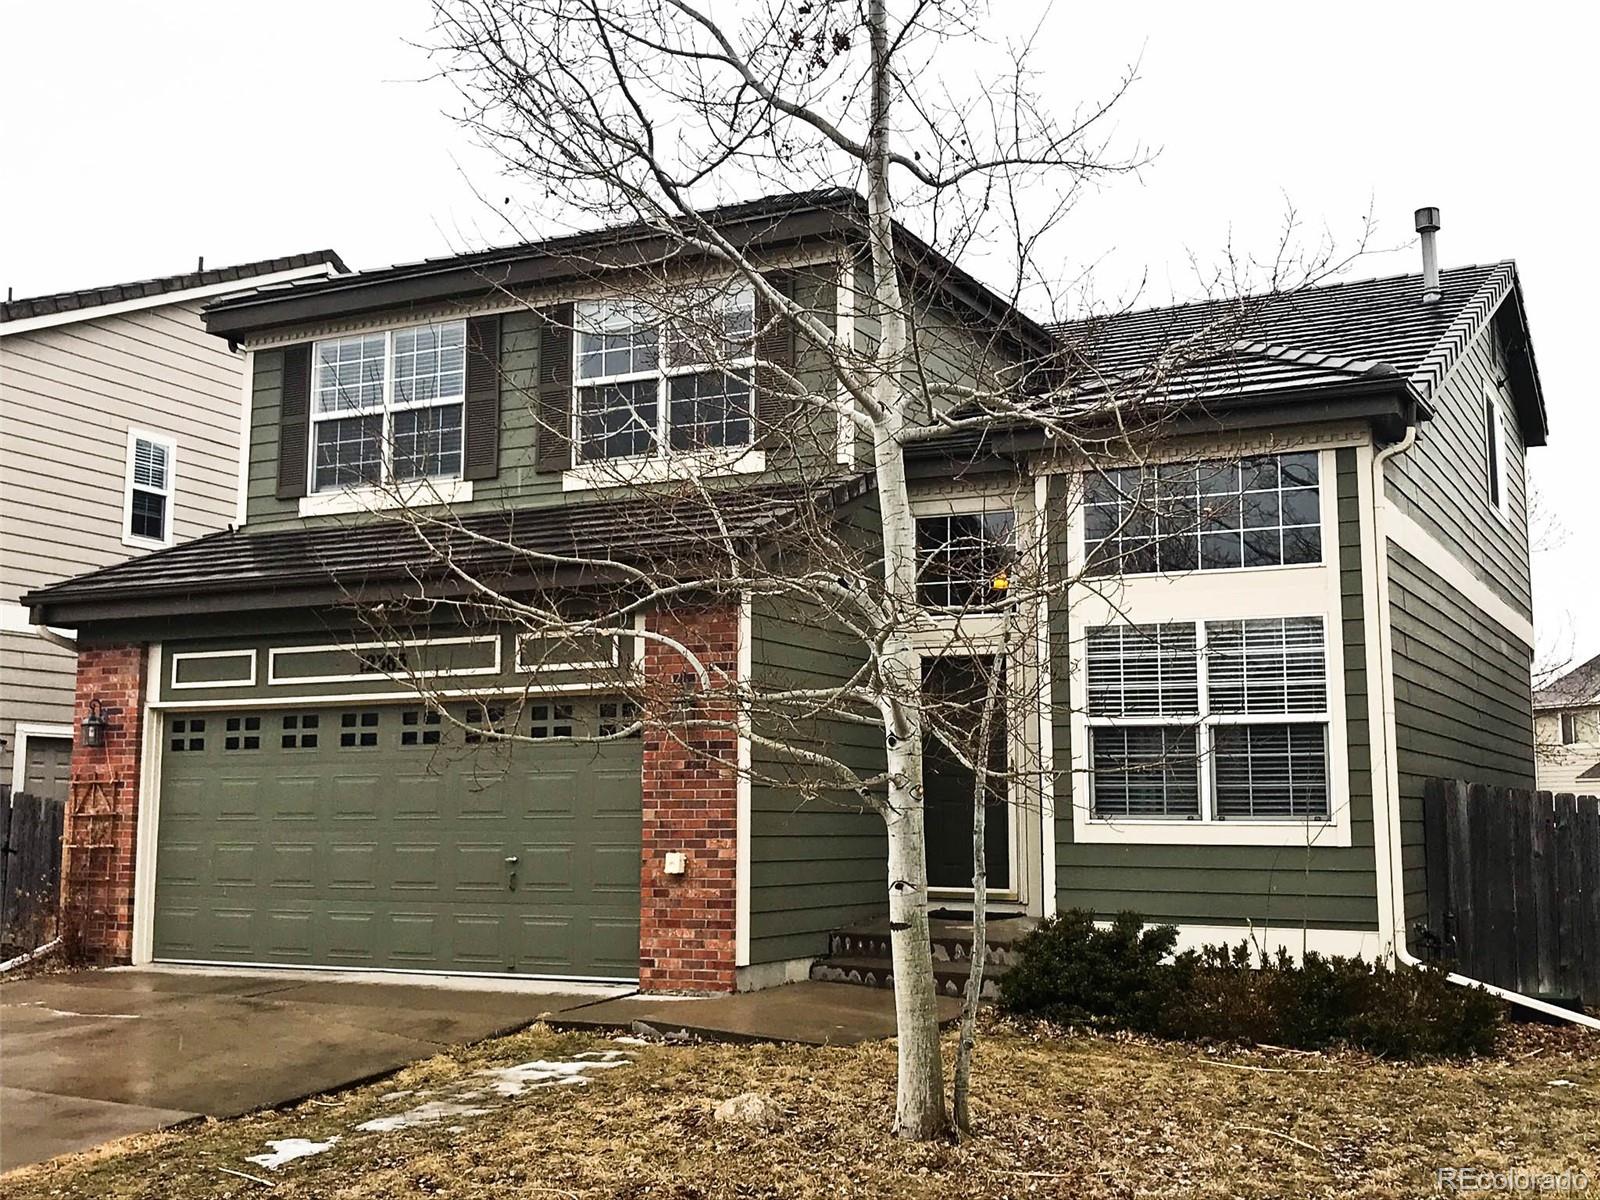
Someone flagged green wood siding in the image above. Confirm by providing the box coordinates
[1388,543,1536,934]
[243,273,846,532]
[1050,448,1381,933]
[747,591,887,964]
[1384,320,1532,618]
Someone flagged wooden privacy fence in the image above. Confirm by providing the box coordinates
[1422,779,1600,1007]
[1,792,66,954]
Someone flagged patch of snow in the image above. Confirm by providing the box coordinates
[611,1035,649,1046]
[378,1090,412,1101]
[245,1137,340,1170]
[357,1100,492,1132]
[14,1002,139,1020]
[1548,1079,1576,1088]
[475,1056,631,1097]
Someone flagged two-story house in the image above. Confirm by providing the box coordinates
[1,253,344,800]
[22,193,1547,991]
[1534,653,1600,793]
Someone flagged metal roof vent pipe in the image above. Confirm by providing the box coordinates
[1415,206,1442,304]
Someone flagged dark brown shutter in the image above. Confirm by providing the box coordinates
[276,343,312,499]
[462,313,501,481]
[535,303,574,473]
[754,271,797,448]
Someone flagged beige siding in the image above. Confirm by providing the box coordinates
[0,298,247,784]
[1534,707,1600,793]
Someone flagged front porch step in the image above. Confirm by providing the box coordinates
[808,915,1037,1001]
[809,955,1008,1001]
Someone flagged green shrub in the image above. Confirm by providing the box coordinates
[998,910,1190,1031]
[999,913,1503,1059]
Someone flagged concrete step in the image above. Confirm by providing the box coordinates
[808,954,1009,1001]
[827,924,1033,970]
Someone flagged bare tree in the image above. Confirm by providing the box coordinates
[285,0,1372,1141]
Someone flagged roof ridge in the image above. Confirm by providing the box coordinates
[1406,261,1516,404]
[1044,260,1505,333]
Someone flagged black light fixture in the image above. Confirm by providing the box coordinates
[81,699,115,749]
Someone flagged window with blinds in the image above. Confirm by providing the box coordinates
[1085,615,1330,822]
[125,431,174,546]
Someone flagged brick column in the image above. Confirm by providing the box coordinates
[61,644,146,964]
[638,602,741,993]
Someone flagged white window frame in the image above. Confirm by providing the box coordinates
[1484,382,1513,525]
[308,319,468,497]
[911,496,1020,615]
[1064,445,1352,847]
[1083,617,1333,824]
[569,287,757,467]
[1559,711,1580,746]
[122,428,177,550]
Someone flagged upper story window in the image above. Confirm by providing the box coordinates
[1084,451,1321,575]
[311,321,466,493]
[915,510,1017,610]
[1085,616,1330,822]
[1484,384,1511,521]
[123,430,175,548]
[574,286,754,462]
[1560,712,1580,745]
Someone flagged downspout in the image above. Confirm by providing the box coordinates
[1370,427,1600,1030]
[32,624,77,654]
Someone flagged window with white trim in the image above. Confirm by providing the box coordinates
[1484,384,1511,519]
[1560,712,1580,746]
[311,320,465,492]
[1085,616,1331,822]
[124,431,175,546]
[915,510,1018,610]
[1084,452,1321,575]
[574,285,754,462]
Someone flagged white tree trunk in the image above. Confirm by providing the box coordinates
[882,689,947,1139]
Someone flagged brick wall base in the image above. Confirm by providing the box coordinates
[638,602,741,993]
[61,645,146,965]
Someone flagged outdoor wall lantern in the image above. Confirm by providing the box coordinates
[81,699,117,749]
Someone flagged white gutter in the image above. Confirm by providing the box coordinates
[1370,427,1600,1030]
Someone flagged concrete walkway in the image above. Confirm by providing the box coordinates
[555,980,965,1044]
[0,966,626,1172]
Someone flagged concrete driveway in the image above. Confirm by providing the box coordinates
[0,966,627,1171]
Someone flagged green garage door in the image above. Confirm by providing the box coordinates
[154,699,642,979]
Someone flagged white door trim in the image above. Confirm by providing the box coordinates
[132,643,164,965]
[9,723,74,796]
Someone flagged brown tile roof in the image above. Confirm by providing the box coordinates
[2,251,347,324]
[22,478,870,622]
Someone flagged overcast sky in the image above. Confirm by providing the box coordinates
[2,1,1593,669]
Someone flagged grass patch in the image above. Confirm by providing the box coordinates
[5,1020,1596,1198]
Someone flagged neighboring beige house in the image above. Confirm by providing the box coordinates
[1533,652,1600,794]
[0,253,343,798]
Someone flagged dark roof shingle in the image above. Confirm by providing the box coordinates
[2,251,347,324]
[23,479,869,622]
[1534,653,1600,711]
[1048,262,1512,406]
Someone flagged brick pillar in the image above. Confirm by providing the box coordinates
[62,644,146,964]
[638,602,741,993]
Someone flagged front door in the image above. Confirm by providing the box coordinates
[921,655,1012,895]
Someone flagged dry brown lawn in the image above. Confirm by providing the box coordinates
[5,1019,1597,1199]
